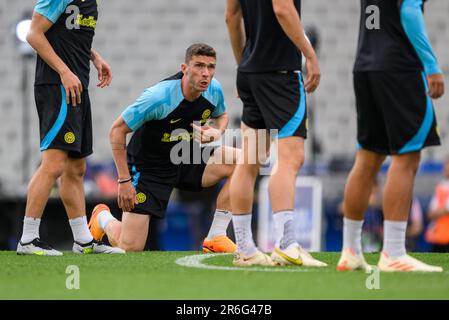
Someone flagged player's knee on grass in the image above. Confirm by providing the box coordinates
[118,237,146,252]
[118,242,145,252]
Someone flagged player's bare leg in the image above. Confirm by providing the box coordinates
[90,205,147,252]
[202,146,239,253]
[60,158,87,220]
[378,152,442,272]
[115,213,150,252]
[269,137,304,212]
[342,150,386,221]
[17,150,68,256]
[269,137,327,267]
[337,150,384,271]
[59,158,124,254]
[25,150,68,219]
[60,158,92,249]
[230,124,274,266]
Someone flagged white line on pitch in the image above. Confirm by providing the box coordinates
[175,253,328,273]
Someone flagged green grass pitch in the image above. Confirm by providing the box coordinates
[1,251,448,299]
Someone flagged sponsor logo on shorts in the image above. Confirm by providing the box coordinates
[436,126,441,137]
[64,132,76,144]
[136,192,147,204]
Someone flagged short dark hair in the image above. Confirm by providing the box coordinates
[185,43,216,63]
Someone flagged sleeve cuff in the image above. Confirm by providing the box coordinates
[34,8,58,23]
[121,112,136,131]
[425,65,443,76]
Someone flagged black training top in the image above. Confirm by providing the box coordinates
[354,0,440,75]
[33,0,98,88]
[121,72,226,168]
[238,0,303,73]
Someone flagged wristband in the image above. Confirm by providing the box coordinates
[118,177,132,184]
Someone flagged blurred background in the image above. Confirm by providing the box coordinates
[0,0,448,252]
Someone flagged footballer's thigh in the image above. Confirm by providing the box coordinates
[202,146,240,187]
[118,212,150,252]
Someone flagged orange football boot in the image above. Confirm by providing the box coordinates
[202,235,237,253]
[88,204,109,241]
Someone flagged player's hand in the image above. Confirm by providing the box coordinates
[118,181,138,213]
[93,56,113,88]
[192,123,221,144]
[427,73,445,99]
[304,55,321,93]
[61,70,83,107]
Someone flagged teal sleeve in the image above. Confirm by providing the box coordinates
[400,0,442,75]
[121,88,164,131]
[34,0,74,23]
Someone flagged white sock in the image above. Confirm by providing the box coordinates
[20,216,41,243]
[343,218,364,254]
[232,214,257,256]
[273,210,297,250]
[98,209,117,230]
[206,209,232,239]
[383,220,407,258]
[69,216,94,244]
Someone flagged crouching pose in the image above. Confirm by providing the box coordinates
[89,44,238,252]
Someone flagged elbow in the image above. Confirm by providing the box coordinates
[25,31,35,47]
[225,12,237,26]
[272,3,290,19]
[109,124,118,142]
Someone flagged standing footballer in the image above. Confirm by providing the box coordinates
[17,0,123,255]
[226,0,326,267]
[337,0,445,272]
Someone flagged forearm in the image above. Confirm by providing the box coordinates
[109,128,131,180]
[226,16,245,64]
[91,48,99,62]
[273,3,316,60]
[91,48,104,63]
[210,113,229,134]
[27,31,70,76]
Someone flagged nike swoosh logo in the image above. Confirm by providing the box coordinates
[170,118,182,124]
[32,251,44,256]
[274,249,303,266]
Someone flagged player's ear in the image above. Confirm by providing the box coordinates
[181,63,188,75]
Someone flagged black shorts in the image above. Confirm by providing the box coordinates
[354,71,440,155]
[237,71,307,139]
[35,84,93,158]
[128,148,215,218]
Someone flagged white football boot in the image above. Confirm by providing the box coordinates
[272,244,327,267]
[233,250,276,266]
[17,238,63,256]
[378,251,443,272]
[73,240,125,254]
[336,247,373,272]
